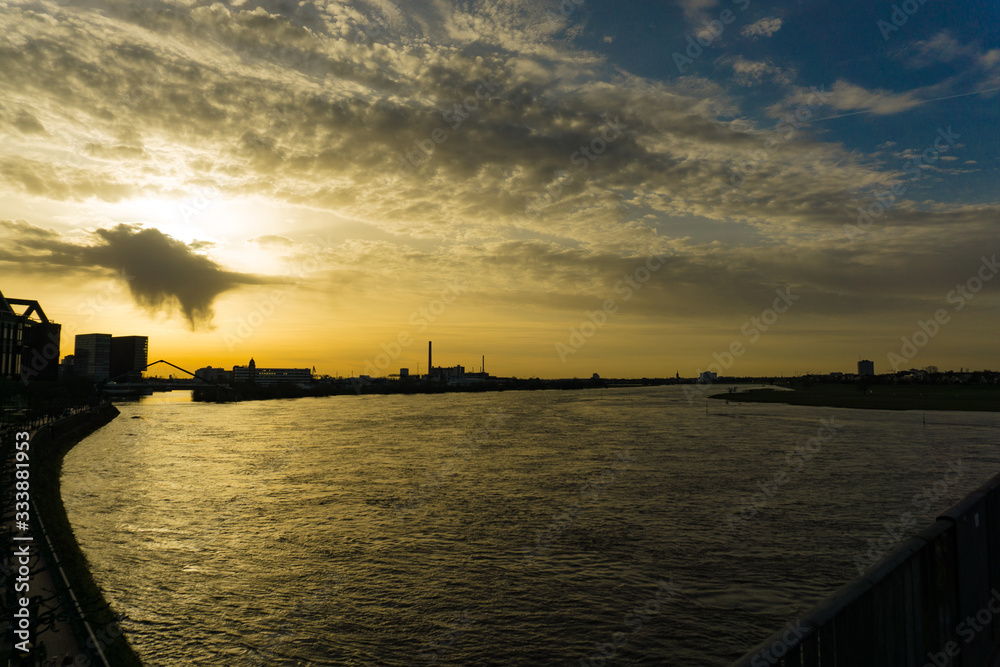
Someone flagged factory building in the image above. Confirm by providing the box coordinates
[232,358,312,386]
[425,342,494,384]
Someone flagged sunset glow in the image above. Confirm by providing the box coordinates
[2,0,997,378]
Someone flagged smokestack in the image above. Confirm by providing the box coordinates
[482,355,485,374]
[428,341,432,379]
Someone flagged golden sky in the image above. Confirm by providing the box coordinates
[1,0,997,378]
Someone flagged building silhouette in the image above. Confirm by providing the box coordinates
[110,336,149,382]
[232,358,311,386]
[74,333,112,382]
[0,292,21,379]
[425,341,468,382]
[194,366,233,385]
[858,359,875,376]
[0,289,62,381]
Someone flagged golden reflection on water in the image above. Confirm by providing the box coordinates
[62,388,1000,665]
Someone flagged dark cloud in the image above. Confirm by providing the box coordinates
[0,157,139,202]
[12,110,47,135]
[0,0,996,340]
[0,221,278,329]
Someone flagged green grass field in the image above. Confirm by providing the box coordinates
[711,383,1000,412]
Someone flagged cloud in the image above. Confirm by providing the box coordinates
[0,157,140,202]
[726,56,793,86]
[0,221,277,329]
[677,0,719,23]
[777,80,923,117]
[900,31,1000,95]
[825,80,925,115]
[905,30,980,68]
[0,0,996,333]
[741,17,782,39]
[12,110,47,135]
[250,235,296,247]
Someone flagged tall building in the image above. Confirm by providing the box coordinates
[858,359,875,376]
[110,336,149,382]
[75,333,112,382]
[0,289,61,382]
[21,320,61,382]
[0,291,22,379]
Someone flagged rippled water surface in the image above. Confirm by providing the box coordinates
[62,387,1000,665]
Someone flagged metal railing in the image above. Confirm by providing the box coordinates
[736,472,1000,666]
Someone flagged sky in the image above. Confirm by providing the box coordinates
[0,0,997,379]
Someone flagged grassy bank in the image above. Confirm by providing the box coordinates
[711,383,1000,412]
[32,406,144,667]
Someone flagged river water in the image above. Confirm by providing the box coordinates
[61,386,1000,665]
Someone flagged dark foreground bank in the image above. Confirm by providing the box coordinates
[712,383,1000,412]
[27,406,143,666]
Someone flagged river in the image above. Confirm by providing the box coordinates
[61,386,1000,665]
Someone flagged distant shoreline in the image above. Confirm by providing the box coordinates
[190,376,637,402]
[710,383,1000,412]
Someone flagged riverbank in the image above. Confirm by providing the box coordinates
[191,376,617,402]
[711,383,1000,412]
[29,406,143,666]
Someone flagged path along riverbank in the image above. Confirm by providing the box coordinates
[2,405,142,666]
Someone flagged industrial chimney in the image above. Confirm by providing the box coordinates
[428,341,432,380]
